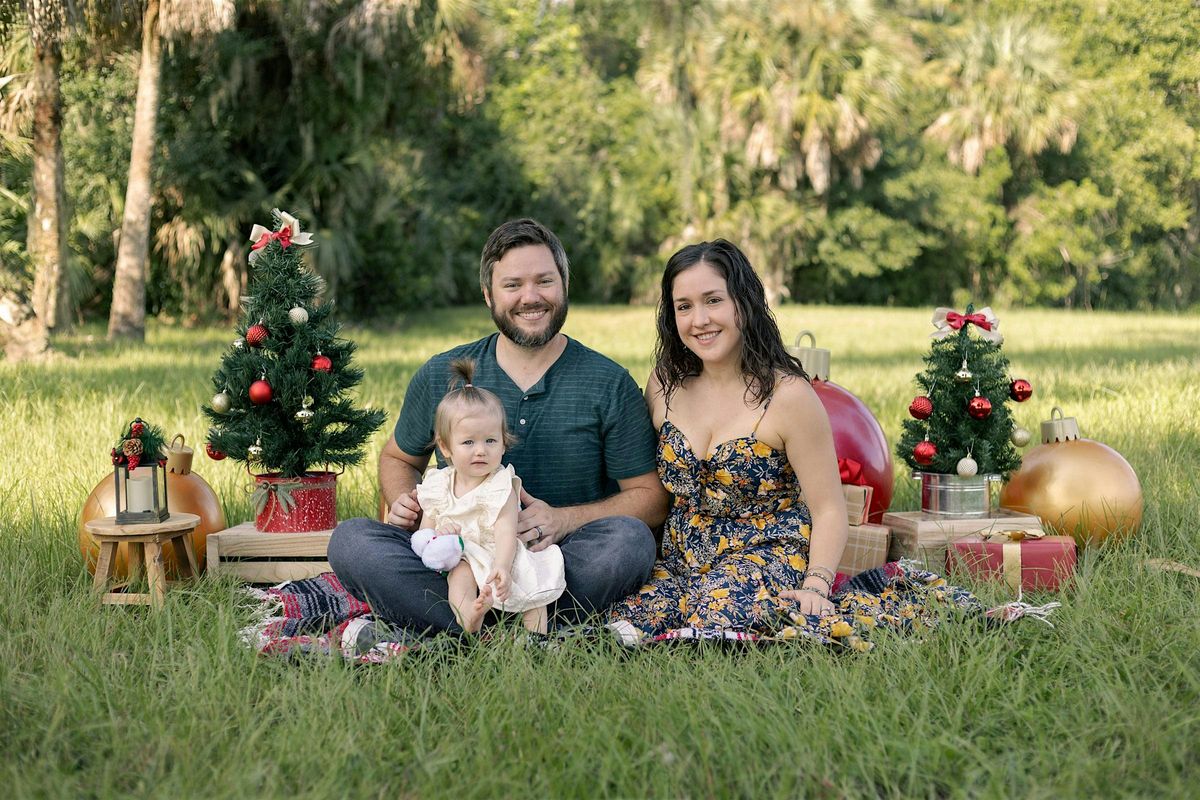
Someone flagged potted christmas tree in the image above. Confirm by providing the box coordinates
[895,305,1032,517]
[202,210,386,532]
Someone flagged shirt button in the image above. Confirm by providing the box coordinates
[523,395,529,400]
[519,418,526,425]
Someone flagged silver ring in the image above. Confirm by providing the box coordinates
[535,525,544,537]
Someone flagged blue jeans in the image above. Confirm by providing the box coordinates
[327,515,656,634]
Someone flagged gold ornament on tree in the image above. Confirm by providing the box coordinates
[1010,426,1032,447]
[1000,407,1143,546]
[954,358,973,383]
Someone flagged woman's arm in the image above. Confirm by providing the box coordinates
[768,377,848,612]
[644,368,667,429]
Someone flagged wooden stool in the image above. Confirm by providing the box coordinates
[85,513,201,608]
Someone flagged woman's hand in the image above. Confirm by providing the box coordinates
[779,587,836,617]
[487,567,512,602]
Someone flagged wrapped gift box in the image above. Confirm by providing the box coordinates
[836,523,890,577]
[882,510,1043,573]
[947,533,1076,592]
[801,484,874,527]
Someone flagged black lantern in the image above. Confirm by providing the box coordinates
[113,462,170,523]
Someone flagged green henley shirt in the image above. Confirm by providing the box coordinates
[393,334,658,508]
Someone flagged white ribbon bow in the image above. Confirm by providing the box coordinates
[930,306,1003,344]
[248,209,314,264]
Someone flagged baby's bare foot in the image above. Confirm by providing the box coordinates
[459,584,493,634]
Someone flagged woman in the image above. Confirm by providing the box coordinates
[608,240,978,649]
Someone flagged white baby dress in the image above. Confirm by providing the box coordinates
[416,464,566,613]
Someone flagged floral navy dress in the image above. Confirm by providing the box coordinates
[609,404,981,650]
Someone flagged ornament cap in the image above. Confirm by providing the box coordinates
[1041,406,1081,443]
[165,434,193,476]
[788,330,830,381]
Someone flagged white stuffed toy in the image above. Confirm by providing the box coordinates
[411,528,465,572]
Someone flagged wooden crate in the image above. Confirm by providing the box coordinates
[837,523,890,577]
[883,510,1043,573]
[206,522,333,583]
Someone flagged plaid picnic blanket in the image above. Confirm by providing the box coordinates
[239,563,1059,662]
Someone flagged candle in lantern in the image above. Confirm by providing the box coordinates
[126,471,154,512]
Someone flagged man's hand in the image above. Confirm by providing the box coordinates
[517,489,568,553]
[385,489,422,530]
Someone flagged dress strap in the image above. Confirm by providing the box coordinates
[751,397,773,435]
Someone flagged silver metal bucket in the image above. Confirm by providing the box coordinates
[915,472,1000,518]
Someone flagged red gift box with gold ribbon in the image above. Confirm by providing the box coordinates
[946,531,1076,592]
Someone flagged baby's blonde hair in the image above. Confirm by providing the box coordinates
[433,358,517,452]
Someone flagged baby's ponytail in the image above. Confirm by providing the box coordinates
[433,358,517,450]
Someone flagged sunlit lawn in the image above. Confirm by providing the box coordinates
[2,305,1198,797]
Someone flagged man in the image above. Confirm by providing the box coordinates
[328,218,668,634]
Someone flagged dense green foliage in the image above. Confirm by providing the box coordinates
[2,306,1198,796]
[2,0,1198,318]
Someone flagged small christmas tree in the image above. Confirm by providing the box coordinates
[896,305,1029,478]
[202,210,385,478]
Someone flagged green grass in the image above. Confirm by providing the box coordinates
[3,305,1199,798]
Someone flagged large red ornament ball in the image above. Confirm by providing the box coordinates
[967,395,992,420]
[249,379,273,405]
[311,353,333,373]
[913,440,937,465]
[79,470,226,577]
[811,379,894,523]
[1010,379,1033,402]
[908,396,933,420]
[205,442,226,461]
[246,323,269,348]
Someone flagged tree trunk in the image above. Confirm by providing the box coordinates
[219,239,245,316]
[27,0,70,330]
[108,0,161,341]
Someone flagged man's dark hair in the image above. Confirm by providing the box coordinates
[654,239,808,405]
[479,218,571,294]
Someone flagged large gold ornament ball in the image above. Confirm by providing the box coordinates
[1000,438,1142,546]
[78,471,226,577]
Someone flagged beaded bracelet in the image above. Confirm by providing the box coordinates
[804,572,832,591]
[807,565,836,583]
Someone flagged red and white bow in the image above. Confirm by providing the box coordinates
[249,210,314,264]
[930,306,1003,344]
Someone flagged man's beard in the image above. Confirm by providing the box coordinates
[492,298,569,349]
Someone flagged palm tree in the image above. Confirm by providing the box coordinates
[636,0,718,227]
[107,0,234,341]
[925,17,1080,175]
[713,0,912,198]
[2,0,71,331]
[682,0,913,301]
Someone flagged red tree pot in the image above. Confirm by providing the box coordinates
[253,472,338,533]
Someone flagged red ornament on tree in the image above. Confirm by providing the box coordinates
[246,323,269,348]
[311,353,333,373]
[968,395,992,419]
[130,421,145,437]
[205,442,226,461]
[913,440,937,465]
[908,396,933,420]
[249,379,273,405]
[1009,379,1033,402]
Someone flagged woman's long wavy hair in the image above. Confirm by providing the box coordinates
[654,240,808,406]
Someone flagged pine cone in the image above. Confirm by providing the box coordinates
[123,438,144,457]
